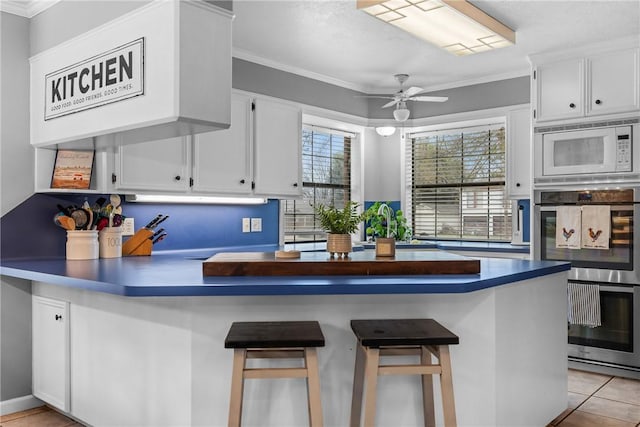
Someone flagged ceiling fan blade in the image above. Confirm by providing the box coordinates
[381,99,399,108]
[404,86,424,97]
[354,95,396,99]
[409,95,449,103]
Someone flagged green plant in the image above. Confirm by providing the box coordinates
[315,201,365,234]
[364,202,410,241]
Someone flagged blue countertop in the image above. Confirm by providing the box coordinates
[1,246,568,297]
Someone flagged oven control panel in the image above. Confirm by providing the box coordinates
[616,132,632,171]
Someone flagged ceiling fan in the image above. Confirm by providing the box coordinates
[364,74,448,122]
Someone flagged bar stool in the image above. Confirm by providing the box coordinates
[349,319,459,427]
[225,321,325,427]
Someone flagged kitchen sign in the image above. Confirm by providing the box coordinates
[45,38,144,121]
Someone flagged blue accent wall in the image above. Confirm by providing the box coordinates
[1,193,279,259]
[518,199,531,243]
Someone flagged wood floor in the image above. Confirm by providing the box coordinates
[2,369,640,426]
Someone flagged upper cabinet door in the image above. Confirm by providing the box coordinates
[253,98,302,197]
[536,59,584,122]
[506,108,532,199]
[587,48,640,116]
[192,94,253,195]
[114,136,190,192]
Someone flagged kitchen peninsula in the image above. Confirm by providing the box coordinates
[1,250,570,427]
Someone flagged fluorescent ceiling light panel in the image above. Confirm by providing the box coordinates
[357,0,515,56]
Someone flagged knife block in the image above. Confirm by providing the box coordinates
[122,229,153,256]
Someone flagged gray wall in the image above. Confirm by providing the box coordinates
[1,12,33,402]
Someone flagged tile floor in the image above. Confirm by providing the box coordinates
[2,369,639,426]
[550,369,640,427]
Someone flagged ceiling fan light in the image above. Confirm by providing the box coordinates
[375,126,396,137]
[393,108,410,122]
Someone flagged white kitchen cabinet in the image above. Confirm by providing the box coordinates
[112,94,302,198]
[253,98,302,197]
[533,46,639,123]
[192,94,253,195]
[32,296,70,412]
[506,107,531,199]
[535,59,584,122]
[588,48,640,116]
[113,136,191,192]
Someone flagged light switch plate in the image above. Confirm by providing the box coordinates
[251,217,262,232]
[242,218,251,233]
[122,218,135,236]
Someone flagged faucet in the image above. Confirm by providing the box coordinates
[377,203,393,239]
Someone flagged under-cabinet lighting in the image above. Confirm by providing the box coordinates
[126,195,267,205]
[375,126,397,136]
[357,0,515,56]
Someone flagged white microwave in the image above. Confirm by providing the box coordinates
[535,125,634,179]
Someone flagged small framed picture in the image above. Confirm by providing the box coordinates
[51,149,95,190]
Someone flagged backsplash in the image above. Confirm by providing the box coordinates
[1,193,279,259]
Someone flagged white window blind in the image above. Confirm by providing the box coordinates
[283,126,353,243]
[407,123,512,241]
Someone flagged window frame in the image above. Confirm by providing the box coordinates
[404,116,513,242]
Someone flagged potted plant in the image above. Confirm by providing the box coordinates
[315,201,365,258]
[364,202,411,242]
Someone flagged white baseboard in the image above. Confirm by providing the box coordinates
[0,394,44,416]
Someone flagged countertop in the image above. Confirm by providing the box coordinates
[1,245,568,297]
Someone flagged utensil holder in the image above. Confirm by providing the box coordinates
[122,229,153,256]
[66,230,99,260]
[99,227,123,258]
[375,237,396,258]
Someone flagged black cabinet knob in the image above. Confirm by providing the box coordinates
[293,183,298,187]
[516,183,521,187]
[569,103,576,108]
[55,314,62,321]
[174,175,181,181]
[240,179,245,184]
[595,99,602,105]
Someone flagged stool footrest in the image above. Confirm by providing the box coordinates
[244,367,309,379]
[378,364,442,376]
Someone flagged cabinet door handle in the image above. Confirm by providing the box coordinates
[293,183,298,187]
[595,99,602,105]
[55,314,63,321]
[240,179,245,184]
[516,182,521,187]
[569,103,576,109]
[174,175,181,181]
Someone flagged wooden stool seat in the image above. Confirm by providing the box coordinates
[225,321,325,427]
[350,319,459,427]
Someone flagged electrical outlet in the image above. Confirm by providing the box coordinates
[122,218,135,236]
[242,217,251,233]
[251,217,262,232]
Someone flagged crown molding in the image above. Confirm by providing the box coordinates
[232,47,370,94]
[1,0,61,18]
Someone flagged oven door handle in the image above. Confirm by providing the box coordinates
[591,285,635,293]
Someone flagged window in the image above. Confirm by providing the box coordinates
[407,122,512,241]
[283,126,352,243]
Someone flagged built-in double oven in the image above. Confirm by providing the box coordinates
[533,120,640,377]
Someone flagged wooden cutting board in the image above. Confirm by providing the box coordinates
[202,251,480,276]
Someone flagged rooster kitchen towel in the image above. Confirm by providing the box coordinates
[581,205,610,249]
[556,206,581,249]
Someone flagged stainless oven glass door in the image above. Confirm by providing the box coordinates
[568,284,639,369]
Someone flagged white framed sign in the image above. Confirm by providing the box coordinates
[45,38,145,121]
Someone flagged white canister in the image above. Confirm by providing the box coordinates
[66,230,99,260]
[99,227,123,258]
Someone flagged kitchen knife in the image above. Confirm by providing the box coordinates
[148,228,165,240]
[152,233,167,244]
[144,214,164,229]
[150,215,169,229]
